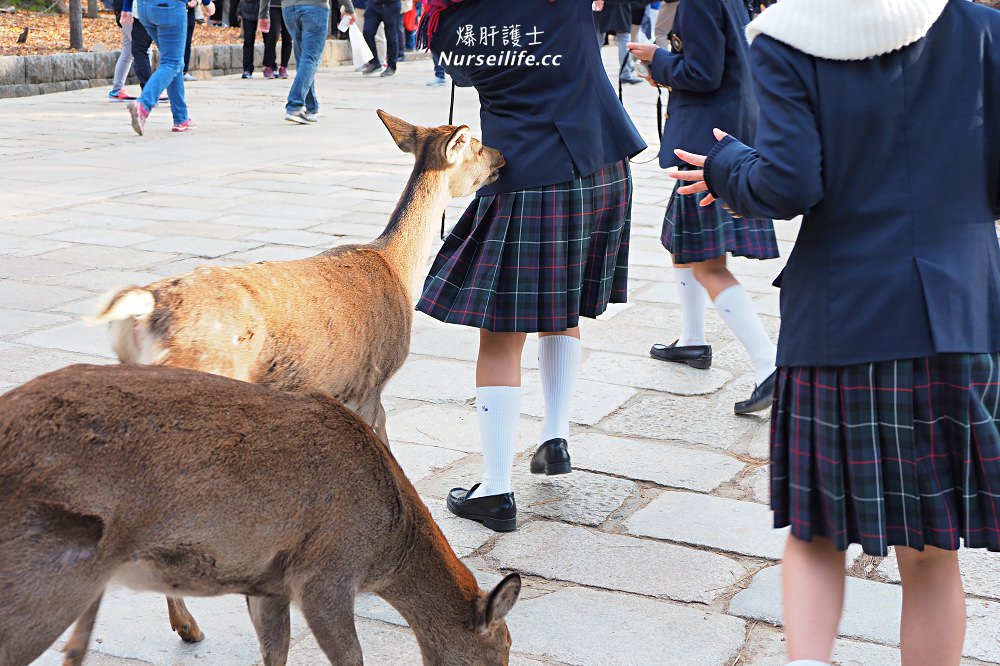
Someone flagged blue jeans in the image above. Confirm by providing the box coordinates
[137,0,188,124]
[362,0,400,68]
[432,51,444,79]
[282,4,329,114]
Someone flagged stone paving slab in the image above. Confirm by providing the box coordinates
[578,350,732,396]
[506,587,746,666]
[521,372,636,426]
[0,280,94,311]
[0,307,70,336]
[730,565,1000,662]
[877,548,1000,601]
[488,521,747,604]
[418,459,638,527]
[387,439,468,484]
[388,403,540,454]
[0,343,110,386]
[384,358,477,404]
[625,490,788,559]
[601,392,759,450]
[571,432,745,492]
[15,319,116,358]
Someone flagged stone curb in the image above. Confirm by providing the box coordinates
[0,39,351,99]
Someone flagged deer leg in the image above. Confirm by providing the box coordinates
[62,592,102,666]
[246,595,292,666]
[167,596,205,642]
[298,585,363,666]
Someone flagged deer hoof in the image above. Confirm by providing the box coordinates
[176,625,205,643]
[62,647,84,666]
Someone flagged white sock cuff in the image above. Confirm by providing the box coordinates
[538,333,582,356]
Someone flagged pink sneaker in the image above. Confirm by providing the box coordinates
[127,101,149,136]
[278,66,288,79]
[172,119,197,133]
[263,66,275,78]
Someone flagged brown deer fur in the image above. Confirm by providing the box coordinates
[87,110,504,444]
[0,364,520,666]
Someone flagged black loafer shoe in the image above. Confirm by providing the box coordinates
[361,61,381,75]
[734,371,777,415]
[530,438,572,476]
[446,484,517,532]
[650,340,712,370]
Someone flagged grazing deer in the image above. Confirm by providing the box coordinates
[0,364,521,666]
[87,109,504,445]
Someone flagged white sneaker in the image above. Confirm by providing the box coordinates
[303,110,319,122]
[284,109,312,124]
[426,76,446,87]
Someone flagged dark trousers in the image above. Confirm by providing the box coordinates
[242,8,291,72]
[263,5,292,68]
[130,17,153,87]
[362,0,400,68]
[184,5,196,73]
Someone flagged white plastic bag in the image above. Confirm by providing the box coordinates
[348,23,373,68]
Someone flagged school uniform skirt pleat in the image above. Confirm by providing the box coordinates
[770,353,1000,556]
[661,174,779,263]
[416,160,632,333]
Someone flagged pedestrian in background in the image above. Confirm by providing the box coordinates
[122,0,215,134]
[261,0,354,122]
[672,2,1000,664]
[629,0,779,415]
[359,0,400,77]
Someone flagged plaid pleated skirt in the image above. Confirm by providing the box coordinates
[416,160,632,333]
[771,353,1000,556]
[661,173,779,264]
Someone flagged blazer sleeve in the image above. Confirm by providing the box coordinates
[704,35,824,220]
[647,0,724,93]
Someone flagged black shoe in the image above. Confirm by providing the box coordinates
[380,67,396,78]
[530,438,572,476]
[649,340,712,369]
[446,484,517,532]
[361,61,381,75]
[734,371,776,415]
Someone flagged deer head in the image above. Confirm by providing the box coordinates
[377,109,505,198]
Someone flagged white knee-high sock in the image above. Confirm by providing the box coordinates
[469,386,521,499]
[674,267,708,346]
[538,334,581,443]
[713,284,777,384]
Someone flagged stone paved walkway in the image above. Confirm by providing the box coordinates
[2,50,998,666]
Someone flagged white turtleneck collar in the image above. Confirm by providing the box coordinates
[745,0,950,61]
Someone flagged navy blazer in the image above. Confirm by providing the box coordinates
[705,0,1000,367]
[432,0,646,195]
[649,0,758,168]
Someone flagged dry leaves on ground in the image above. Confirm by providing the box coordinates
[0,9,240,56]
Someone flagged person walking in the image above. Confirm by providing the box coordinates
[628,0,779,415]
[672,1,1000,664]
[122,0,215,134]
[260,0,354,122]
[109,0,138,99]
[358,0,399,77]
[416,0,645,532]
[595,0,642,84]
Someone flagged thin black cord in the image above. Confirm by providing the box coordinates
[441,80,457,241]
[618,49,664,165]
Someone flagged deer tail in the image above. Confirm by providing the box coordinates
[83,287,156,326]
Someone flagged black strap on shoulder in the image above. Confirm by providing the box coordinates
[440,80,457,242]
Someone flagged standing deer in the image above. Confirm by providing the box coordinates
[0,364,521,666]
[84,111,503,646]
[87,109,504,446]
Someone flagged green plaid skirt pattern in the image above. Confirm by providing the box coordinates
[661,174,779,264]
[417,160,632,333]
[770,353,1000,556]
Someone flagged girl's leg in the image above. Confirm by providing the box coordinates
[469,330,527,499]
[537,328,581,444]
[692,256,776,384]
[112,20,135,93]
[896,546,965,666]
[673,261,708,346]
[782,535,846,663]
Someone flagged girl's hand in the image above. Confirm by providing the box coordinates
[187,0,196,7]
[593,0,604,11]
[626,42,657,63]
[204,1,215,16]
[121,10,133,24]
[259,17,271,32]
[670,128,728,207]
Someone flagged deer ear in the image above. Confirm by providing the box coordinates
[377,109,418,154]
[480,573,521,629]
[444,126,472,164]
